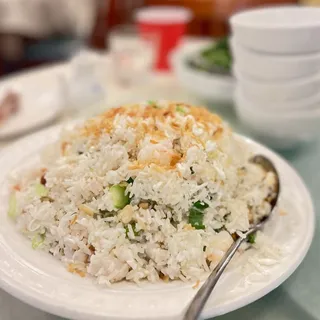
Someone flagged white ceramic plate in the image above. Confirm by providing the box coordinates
[0,69,65,139]
[0,125,315,320]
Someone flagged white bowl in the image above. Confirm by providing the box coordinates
[234,88,320,149]
[234,88,320,111]
[170,45,235,104]
[234,67,320,103]
[230,38,320,81]
[230,6,320,54]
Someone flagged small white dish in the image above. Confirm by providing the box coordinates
[230,6,320,54]
[0,72,64,139]
[235,88,320,148]
[230,38,320,81]
[234,67,320,103]
[171,45,235,104]
[0,123,315,320]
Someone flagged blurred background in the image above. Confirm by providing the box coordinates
[1,1,320,320]
[0,0,311,76]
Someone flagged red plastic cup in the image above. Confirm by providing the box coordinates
[135,6,192,71]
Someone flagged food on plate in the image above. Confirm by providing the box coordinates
[0,91,20,124]
[9,101,277,285]
[187,37,232,75]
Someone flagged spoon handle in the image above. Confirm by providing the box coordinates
[183,236,245,320]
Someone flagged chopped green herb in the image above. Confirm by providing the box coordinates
[193,201,209,210]
[247,233,256,244]
[190,167,195,175]
[188,206,205,230]
[188,201,209,229]
[110,184,130,209]
[203,246,207,252]
[8,193,17,219]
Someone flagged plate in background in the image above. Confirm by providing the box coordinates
[0,68,65,139]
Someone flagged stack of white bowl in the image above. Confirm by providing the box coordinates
[230,6,320,149]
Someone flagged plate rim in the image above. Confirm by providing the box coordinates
[0,124,315,320]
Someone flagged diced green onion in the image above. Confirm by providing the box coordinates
[193,201,209,210]
[188,207,205,230]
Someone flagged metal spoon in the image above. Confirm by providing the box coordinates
[183,155,280,320]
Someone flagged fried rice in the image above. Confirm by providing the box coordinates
[8,101,277,285]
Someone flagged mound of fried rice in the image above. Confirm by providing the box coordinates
[9,101,276,285]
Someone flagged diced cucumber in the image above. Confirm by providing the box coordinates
[8,193,17,219]
[35,183,48,197]
[110,185,130,209]
[32,233,46,249]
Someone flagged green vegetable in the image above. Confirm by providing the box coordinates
[126,177,134,184]
[32,233,46,249]
[188,206,205,230]
[35,183,48,197]
[188,201,209,229]
[110,184,130,209]
[8,193,17,219]
[247,233,256,244]
[187,37,232,75]
[147,100,160,108]
[176,105,186,114]
[214,37,229,50]
[201,37,231,69]
[193,201,209,210]
[125,223,140,238]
